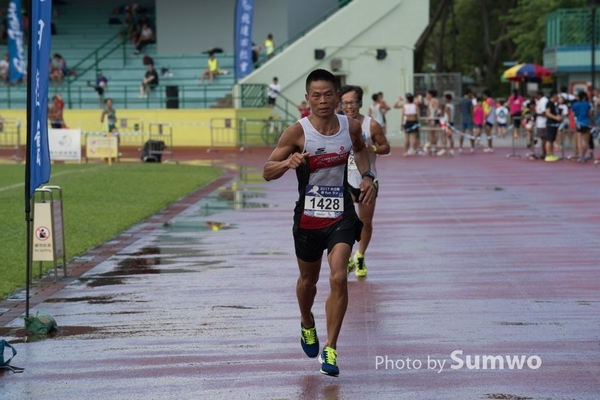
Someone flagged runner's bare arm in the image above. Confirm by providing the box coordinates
[263,123,308,181]
[369,119,390,155]
[349,118,375,204]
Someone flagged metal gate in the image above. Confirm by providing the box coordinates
[413,73,462,101]
[0,118,22,158]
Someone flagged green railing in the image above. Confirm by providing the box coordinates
[241,84,267,107]
[65,33,129,108]
[253,0,353,68]
[546,8,600,47]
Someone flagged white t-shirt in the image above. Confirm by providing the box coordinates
[535,96,548,128]
[496,106,509,124]
[0,59,8,73]
[268,83,281,99]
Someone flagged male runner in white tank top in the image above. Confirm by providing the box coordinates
[263,69,375,377]
[339,85,390,278]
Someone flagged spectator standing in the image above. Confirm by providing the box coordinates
[571,91,593,162]
[544,91,561,162]
[556,95,570,153]
[482,89,495,153]
[48,94,66,128]
[267,77,281,108]
[424,89,440,155]
[139,63,158,98]
[88,71,108,108]
[495,100,509,138]
[457,90,474,153]
[437,93,455,156]
[393,93,420,155]
[508,89,524,130]
[264,33,275,60]
[534,91,549,160]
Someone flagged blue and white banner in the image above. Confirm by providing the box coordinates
[27,0,53,199]
[234,0,254,80]
[7,0,26,83]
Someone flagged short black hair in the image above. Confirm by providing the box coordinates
[371,93,379,102]
[578,91,588,101]
[406,94,414,103]
[339,85,363,102]
[427,89,437,97]
[483,89,491,97]
[549,90,558,98]
[465,89,473,96]
[305,69,337,93]
[445,93,452,100]
[560,86,568,93]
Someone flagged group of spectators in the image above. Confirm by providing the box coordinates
[112,4,154,55]
[393,86,598,163]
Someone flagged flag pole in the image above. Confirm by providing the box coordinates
[24,0,34,320]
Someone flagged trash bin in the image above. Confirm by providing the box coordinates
[166,85,179,109]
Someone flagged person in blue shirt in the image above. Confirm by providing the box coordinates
[571,91,594,162]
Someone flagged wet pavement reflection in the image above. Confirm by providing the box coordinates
[1,153,600,399]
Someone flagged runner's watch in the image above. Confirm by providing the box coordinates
[361,171,375,181]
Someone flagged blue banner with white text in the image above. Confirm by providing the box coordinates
[234,0,254,80]
[7,0,26,83]
[27,0,52,199]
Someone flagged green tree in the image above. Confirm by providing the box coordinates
[502,0,587,64]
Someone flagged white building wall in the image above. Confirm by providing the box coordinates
[239,0,429,134]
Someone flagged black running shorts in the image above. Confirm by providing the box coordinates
[349,180,379,204]
[293,215,363,263]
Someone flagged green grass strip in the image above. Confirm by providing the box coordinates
[0,163,222,299]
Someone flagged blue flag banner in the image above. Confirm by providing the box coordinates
[27,0,52,199]
[7,0,26,83]
[234,0,254,80]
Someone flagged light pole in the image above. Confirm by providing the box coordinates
[589,0,599,92]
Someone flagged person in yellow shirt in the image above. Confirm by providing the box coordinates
[200,53,220,84]
[264,34,275,60]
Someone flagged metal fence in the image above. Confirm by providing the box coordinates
[413,73,462,102]
[0,118,22,159]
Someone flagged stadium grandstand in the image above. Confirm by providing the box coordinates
[0,0,427,149]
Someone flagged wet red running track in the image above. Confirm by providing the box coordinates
[1,147,599,399]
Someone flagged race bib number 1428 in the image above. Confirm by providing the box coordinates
[304,185,344,218]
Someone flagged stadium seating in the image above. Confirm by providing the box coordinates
[0,3,235,109]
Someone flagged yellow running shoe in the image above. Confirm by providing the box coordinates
[354,254,367,277]
[347,257,356,275]
[319,346,339,376]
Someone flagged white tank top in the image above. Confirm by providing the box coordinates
[404,103,417,116]
[370,103,385,126]
[297,114,353,229]
[347,116,378,189]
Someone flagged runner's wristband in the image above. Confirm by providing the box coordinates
[371,145,377,153]
[362,171,375,180]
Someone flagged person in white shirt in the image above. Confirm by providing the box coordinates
[533,91,549,160]
[495,100,509,138]
[267,77,281,108]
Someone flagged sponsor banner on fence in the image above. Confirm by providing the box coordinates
[49,129,82,162]
[86,135,119,159]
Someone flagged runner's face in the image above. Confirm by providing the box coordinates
[341,91,360,119]
[306,80,337,117]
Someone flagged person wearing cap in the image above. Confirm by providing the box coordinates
[88,71,108,108]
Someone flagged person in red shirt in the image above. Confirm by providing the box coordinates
[297,101,311,118]
[508,89,524,130]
